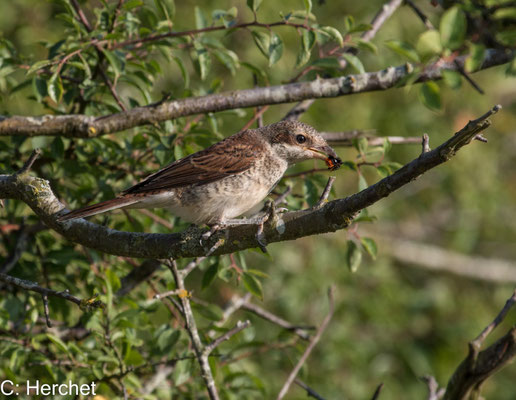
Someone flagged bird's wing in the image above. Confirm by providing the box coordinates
[122,131,262,194]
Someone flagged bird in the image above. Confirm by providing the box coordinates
[57,120,342,227]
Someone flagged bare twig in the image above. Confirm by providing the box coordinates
[471,289,516,349]
[453,59,485,95]
[276,286,335,400]
[242,300,313,341]
[405,0,435,29]
[321,130,423,147]
[313,177,336,210]
[443,289,516,400]
[165,259,219,400]
[16,148,41,175]
[294,379,327,400]
[422,133,430,154]
[181,239,224,278]
[370,383,385,400]
[203,320,251,356]
[0,273,104,309]
[421,376,445,400]
[361,0,404,42]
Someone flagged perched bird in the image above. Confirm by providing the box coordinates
[58,120,342,227]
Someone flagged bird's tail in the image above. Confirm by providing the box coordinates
[57,197,140,222]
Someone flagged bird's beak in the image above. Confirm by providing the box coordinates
[308,145,339,160]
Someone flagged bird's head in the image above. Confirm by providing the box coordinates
[263,120,341,168]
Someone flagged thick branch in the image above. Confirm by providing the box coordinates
[0,50,511,138]
[0,106,500,259]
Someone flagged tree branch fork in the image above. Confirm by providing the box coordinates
[0,105,501,260]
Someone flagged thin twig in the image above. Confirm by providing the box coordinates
[370,383,385,400]
[453,59,485,94]
[16,149,41,175]
[203,320,251,356]
[0,273,104,309]
[361,0,404,42]
[421,376,445,400]
[42,294,52,328]
[181,239,224,278]
[240,105,270,132]
[276,286,335,400]
[422,133,430,154]
[166,259,220,400]
[471,288,516,350]
[313,177,336,210]
[242,301,313,341]
[404,0,435,29]
[294,379,327,400]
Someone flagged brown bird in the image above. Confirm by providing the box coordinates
[58,120,341,227]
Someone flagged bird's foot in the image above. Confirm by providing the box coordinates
[200,202,287,252]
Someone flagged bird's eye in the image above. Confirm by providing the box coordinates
[296,134,306,144]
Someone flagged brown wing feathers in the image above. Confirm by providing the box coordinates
[58,130,262,221]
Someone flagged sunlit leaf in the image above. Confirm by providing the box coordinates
[419,81,441,111]
[440,6,467,50]
[361,237,377,260]
[242,272,263,300]
[385,40,420,62]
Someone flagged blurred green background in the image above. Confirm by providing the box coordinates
[1,0,515,399]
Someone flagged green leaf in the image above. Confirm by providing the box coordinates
[341,53,365,73]
[419,81,441,111]
[343,15,355,32]
[442,69,462,89]
[251,30,270,58]
[157,329,180,353]
[27,60,53,75]
[195,6,208,29]
[195,43,211,80]
[242,272,263,300]
[246,0,263,12]
[385,40,420,62]
[311,57,341,69]
[50,137,65,158]
[440,6,467,50]
[101,49,123,79]
[214,49,239,75]
[346,240,362,272]
[47,73,63,103]
[303,0,312,14]
[416,30,442,60]
[465,44,485,73]
[154,0,175,20]
[357,39,377,54]
[172,55,189,88]
[296,30,315,67]
[361,237,377,260]
[202,261,219,289]
[319,26,344,47]
[268,32,283,66]
[354,137,369,154]
[358,173,368,192]
[45,333,70,356]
